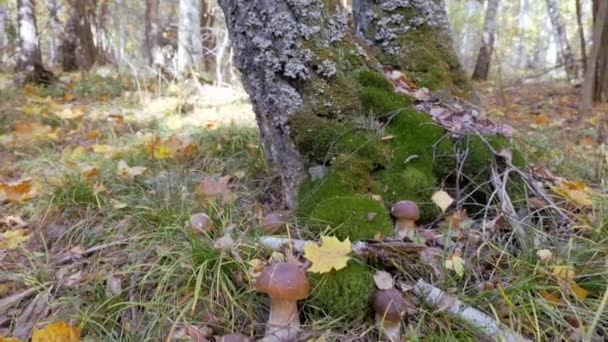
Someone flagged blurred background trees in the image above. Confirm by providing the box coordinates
[0,0,605,106]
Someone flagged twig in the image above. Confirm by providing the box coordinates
[257,236,425,255]
[413,279,531,342]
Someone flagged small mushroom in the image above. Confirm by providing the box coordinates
[391,201,420,239]
[261,211,290,234]
[216,334,252,342]
[190,212,215,237]
[255,262,310,342]
[373,288,407,342]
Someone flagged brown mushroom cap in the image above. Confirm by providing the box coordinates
[256,262,310,300]
[190,212,215,235]
[373,289,407,322]
[391,201,420,221]
[216,334,251,342]
[261,211,290,234]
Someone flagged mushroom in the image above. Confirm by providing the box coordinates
[373,288,407,342]
[190,212,215,237]
[216,334,252,342]
[255,262,310,342]
[391,201,420,239]
[261,211,290,234]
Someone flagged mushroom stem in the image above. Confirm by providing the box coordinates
[262,298,300,342]
[395,219,416,239]
[375,313,402,342]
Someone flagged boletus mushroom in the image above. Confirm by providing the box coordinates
[255,262,310,342]
[190,212,215,237]
[373,288,407,342]
[391,201,420,239]
[261,211,290,234]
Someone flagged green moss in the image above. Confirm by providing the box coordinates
[291,114,347,162]
[357,70,393,91]
[308,261,374,321]
[360,87,410,116]
[308,195,393,240]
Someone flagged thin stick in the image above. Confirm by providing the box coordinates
[413,279,531,342]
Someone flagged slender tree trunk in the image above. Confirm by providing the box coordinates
[115,0,126,65]
[0,8,7,50]
[516,0,529,69]
[582,0,608,114]
[178,0,203,75]
[47,0,61,65]
[145,0,160,66]
[575,0,587,73]
[16,0,42,71]
[471,0,500,80]
[60,13,78,71]
[219,0,472,211]
[545,0,578,79]
[200,0,217,77]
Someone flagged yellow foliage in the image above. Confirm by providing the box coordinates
[32,322,80,342]
[0,229,30,250]
[552,180,593,206]
[304,236,352,274]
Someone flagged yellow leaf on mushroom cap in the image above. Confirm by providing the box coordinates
[304,236,352,274]
[32,321,80,342]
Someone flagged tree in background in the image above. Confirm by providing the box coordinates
[0,7,7,51]
[177,0,203,75]
[145,0,160,66]
[60,14,78,71]
[581,0,608,115]
[16,0,53,82]
[472,0,500,80]
[545,0,578,80]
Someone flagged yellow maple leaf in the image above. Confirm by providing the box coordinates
[32,321,80,342]
[304,236,352,274]
[0,229,30,250]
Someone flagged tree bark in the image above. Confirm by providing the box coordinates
[60,13,78,71]
[47,0,61,66]
[71,0,100,70]
[16,0,42,71]
[145,0,161,66]
[471,0,499,80]
[200,0,217,76]
[0,7,7,50]
[218,0,474,214]
[575,0,587,74]
[515,0,530,69]
[178,0,203,75]
[582,0,608,114]
[545,0,578,80]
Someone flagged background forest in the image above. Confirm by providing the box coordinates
[1,0,608,341]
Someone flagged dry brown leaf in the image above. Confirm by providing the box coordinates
[196,176,234,204]
[0,178,37,202]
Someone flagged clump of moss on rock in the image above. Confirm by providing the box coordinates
[308,261,375,322]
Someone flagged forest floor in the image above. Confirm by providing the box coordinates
[1,72,608,341]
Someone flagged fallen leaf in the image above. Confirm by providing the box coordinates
[304,236,352,274]
[117,160,147,179]
[552,265,575,282]
[0,178,37,202]
[552,180,593,206]
[571,284,588,300]
[105,275,122,297]
[196,176,234,204]
[444,254,465,278]
[432,190,454,213]
[539,289,562,305]
[0,230,30,249]
[373,270,394,290]
[32,321,80,342]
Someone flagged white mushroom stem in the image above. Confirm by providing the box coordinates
[413,279,531,342]
[262,298,300,342]
[395,219,416,239]
[375,314,402,342]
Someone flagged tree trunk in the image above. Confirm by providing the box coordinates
[145,0,161,65]
[60,14,78,71]
[515,0,530,69]
[575,0,587,74]
[545,0,578,80]
[16,0,42,71]
[218,0,483,224]
[47,0,61,66]
[71,0,99,70]
[471,0,499,80]
[0,7,7,50]
[200,0,217,77]
[582,0,608,114]
[592,0,608,102]
[178,0,203,75]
